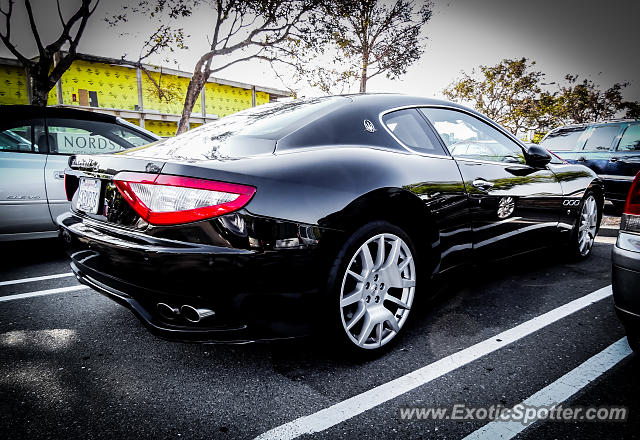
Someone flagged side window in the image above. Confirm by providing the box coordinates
[539,127,588,151]
[582,125,620,151]
[381,109,447,155]
[420,108,525,164]
[0,125,32,152]
[617,124,640,152]
[46,118,153,155]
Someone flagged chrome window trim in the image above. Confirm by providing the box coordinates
[378,105,453,160]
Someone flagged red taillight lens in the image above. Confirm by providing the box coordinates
[621,172,640,233]
[65,173,79,201]
[624,172,640,215]
[113,172,256,225]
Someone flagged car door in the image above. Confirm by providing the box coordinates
[420,107,563,258]
[43,116,155,224]
[605,123,640,203]
[0,110,55,238]
[379,108,472,272]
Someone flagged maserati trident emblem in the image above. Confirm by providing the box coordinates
[497,196,515,219]
[363,119,376,133]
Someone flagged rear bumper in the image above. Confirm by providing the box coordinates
[58,210,342,342]
[612,231,640,331]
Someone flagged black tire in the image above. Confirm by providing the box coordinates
[566,191,601,260]
[325,220,420,355]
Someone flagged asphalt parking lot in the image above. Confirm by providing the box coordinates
[1,214,638,440]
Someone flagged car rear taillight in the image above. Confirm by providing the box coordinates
[113,172,256,225]
[65,174,79,201]
[620,171,640,233]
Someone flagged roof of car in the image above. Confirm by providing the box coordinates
[0,105,119,123]
[550,118,639,132]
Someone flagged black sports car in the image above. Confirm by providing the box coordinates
[59,94,604,352]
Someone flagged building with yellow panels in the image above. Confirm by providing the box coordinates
[0,53,290,137]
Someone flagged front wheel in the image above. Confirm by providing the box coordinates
[568,192,600,259]
[328,221,419,353]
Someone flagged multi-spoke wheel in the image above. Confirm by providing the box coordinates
[569,192,600,259]
[331,222,418,351]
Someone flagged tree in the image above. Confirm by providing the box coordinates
[553,75,629,124]
[118,0,314,135]
[443,58,548,135]
[443,58,640,136]
[0,0,100,105]
[291,0,432,94]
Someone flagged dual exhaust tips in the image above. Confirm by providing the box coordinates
[157,303,215,323]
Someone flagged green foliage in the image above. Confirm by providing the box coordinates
[289,0,433,94]
[444,58,640,136]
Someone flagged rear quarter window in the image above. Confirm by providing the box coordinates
[540,127,588,151]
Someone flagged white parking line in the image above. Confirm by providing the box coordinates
[254,285,613,440]
[0,272,74,287]
[0,285,88,302]
[463,337,632,440]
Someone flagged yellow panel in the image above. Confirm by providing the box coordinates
[189,122,202,129]
[255,91,270,106]
[124,118,140,127]
[58,59,139,110]
[0,65,28,105]
[144,120,177,137]
[142,72,201,115]
[204,82,254,117]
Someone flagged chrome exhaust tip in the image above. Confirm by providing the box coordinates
[180,305,215,323]
[157,303,180,319]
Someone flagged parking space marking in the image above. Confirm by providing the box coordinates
[0,285,88,302]
[254,285,613,440]
[463,337,632,440]
[0,272,74,287]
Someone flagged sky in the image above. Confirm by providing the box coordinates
[1,0,639,101]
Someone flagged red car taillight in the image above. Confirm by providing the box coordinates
[65,173,79,201]
[621,171,640,233]
[113,172,256,226]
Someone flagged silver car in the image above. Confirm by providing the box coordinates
[0,106,159,240]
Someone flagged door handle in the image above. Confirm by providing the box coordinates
[472,179,494,191]
[609,157,618,163]
[577,157,586,162]
[54,171,65,180]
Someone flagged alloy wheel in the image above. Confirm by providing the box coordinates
[577,195,598,256]
[339,233,416,349]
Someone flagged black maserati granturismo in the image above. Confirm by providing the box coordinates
[59,94,603,352]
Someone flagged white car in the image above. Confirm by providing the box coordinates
[0,105,159,240]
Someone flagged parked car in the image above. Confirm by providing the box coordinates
[0,105,159,240]
[612,171,640,353]
[539,120,640,209]
[59,95,604,353]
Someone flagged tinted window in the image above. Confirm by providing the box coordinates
[582,125,620,151]
[618,124,640,152]
[382,109,446,155]
[0,126,32,152]
[420,108,525,164]
[47,118,153,155]
[540,127,588,151]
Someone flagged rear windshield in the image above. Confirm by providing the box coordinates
[540,127,588,151]
[123,97,347,161]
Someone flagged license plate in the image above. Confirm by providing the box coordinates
[76,178,102,214]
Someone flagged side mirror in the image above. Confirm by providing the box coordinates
[525,145,552,168]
